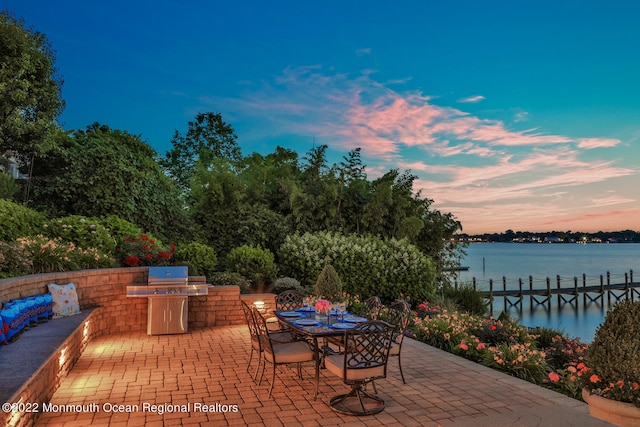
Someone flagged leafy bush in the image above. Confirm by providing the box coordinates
[0,173,19,200]
[16,235,114,273]
[0,199,47,242]
[174,242,217,279]
[278,231,436,303]
[542,334,588,372]
[582,300,640,406]
[116,233,175,267]
[444,283,488,316]
[43,215,116,253]
[314,264,342,300]
[101,215,143,246]
[0,240,32,278]
[272,277,306,295]
[481,342,549,383]
[473,317,529,347]
[530,326,565,350]
[209,271,251,294]
[226,245,277,289]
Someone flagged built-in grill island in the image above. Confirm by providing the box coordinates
[126,266,209,335]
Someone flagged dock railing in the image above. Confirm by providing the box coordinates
[466,270,638,313]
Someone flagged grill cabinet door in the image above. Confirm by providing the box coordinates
[147,296,188,335]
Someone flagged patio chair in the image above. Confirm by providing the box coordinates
[275,289,305,311]
[385,300,411,384]
[254,308,314,398]
[241,300,264,380]
[361,296,383,320]
[324,320,395,415]
[241,301,293,381]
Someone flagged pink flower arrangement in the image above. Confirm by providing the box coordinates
[315,299,331,314]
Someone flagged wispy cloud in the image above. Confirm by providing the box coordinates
[198,66,639,232]
[577,138,621,149]
[458,95,485,103]
[513,111,529,122]
[355,47,372,56]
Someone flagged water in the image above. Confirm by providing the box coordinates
[454,243,640,342]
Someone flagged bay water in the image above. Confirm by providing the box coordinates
[454,243,640,342]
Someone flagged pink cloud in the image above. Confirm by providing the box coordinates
[577,138,621,149]
[197,66,638,233]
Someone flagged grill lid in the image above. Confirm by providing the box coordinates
[148,266,188,286]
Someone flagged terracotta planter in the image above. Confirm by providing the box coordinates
[582,389,640,427]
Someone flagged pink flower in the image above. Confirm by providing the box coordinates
[476,343,486,350]
[459,342,469,351]
[315,299,331,314]
[548,372,560,382]
[590,374,601,383]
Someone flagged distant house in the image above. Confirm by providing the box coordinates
[0,153,27,179]
[544,236,560,243]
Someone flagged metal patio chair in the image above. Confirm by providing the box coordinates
[324,320,395,415]
[254,308,314,398]
[361,296,383,320]
[385,300,411,384]
[275,289,305,311]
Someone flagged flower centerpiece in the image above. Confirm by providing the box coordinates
[314,299,331,316]
[580,299,640,426]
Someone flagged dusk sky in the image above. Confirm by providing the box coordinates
[7,1,640,234]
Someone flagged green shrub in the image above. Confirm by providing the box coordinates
[279,231,436,303]
[227,245,277,289]
[530,326,565,349]
[0,173,19,200]
[272,277,307,295]
[314,264,342,300]
[0,199,47,242]
[443,283,489,316]
[0,240,32,278]
[174,242,217,279]
[583,300,640,406]
[43,215,116,253]
[209,271,251,294]
[101,215,143,246]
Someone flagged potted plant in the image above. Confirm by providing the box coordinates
[580,299,640,426]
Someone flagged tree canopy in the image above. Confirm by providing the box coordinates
[27,123,189,241]
[0,10,64,160]
[161,112,240,191]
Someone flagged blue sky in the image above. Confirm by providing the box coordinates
[7,1,640,234]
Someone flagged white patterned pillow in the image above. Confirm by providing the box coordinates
[47,283,81,318]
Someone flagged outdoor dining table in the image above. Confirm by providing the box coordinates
[274,309,369,399]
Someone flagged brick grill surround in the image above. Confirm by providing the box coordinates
[0,268,272,427]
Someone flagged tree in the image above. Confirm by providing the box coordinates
[335,148,369,233]
[290,145,339,233]
[161,112,240,190]
[189,158,291,259]
[238,146,299,214]
[0,10,64,160]
[28,123,190,241]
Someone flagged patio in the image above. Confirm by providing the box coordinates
[33,325,610,427]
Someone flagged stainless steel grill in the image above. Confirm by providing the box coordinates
[126,266,208,335]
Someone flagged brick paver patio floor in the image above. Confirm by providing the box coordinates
[34,325,610,426]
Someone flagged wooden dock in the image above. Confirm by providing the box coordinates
[471,270,639,313]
